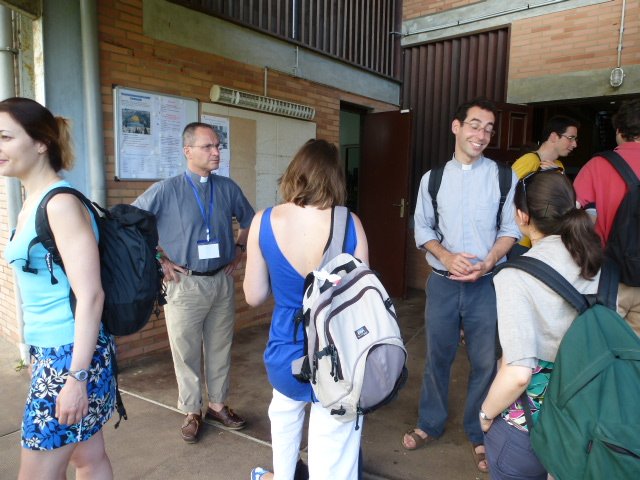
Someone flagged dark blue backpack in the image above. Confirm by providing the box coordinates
[25,186,166,426]
[26,187,165,336]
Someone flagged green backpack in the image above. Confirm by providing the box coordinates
[497,257,640,479]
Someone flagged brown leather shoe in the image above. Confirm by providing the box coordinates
[181,413,202,443]
[205,406,246,430]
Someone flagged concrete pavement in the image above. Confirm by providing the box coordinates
[0,289,487,479]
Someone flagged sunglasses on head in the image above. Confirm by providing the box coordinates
[519,167,565,203]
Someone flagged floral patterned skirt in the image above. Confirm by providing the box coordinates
[22,329,116,450]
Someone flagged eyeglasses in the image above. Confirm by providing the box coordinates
[462,121,496,138]
[188,143,220,151]
[559,134,578,143]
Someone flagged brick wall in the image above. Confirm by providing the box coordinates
[403,0,481,20]
[510,0,639,79]
[97,0,396,361]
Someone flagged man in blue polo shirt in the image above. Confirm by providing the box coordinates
[403,98,519,474]
[134,122,255,443]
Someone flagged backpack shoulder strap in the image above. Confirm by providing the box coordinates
[596,257,619,310]
[496,162,512,231]
[597,150,639,189]
[320,205,349,267]
[495,256,590,314]
[428,166,445,241]
[33,186,98,267]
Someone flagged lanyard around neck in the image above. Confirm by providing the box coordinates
[185,173,214,241]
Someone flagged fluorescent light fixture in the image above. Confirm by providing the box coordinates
[210,85,315,121]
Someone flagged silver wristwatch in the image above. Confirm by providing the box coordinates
[68,369,89,381]
[479,409,493,421]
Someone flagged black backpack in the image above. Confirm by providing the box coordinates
[598,150,640,286]
[428,160,512,241]
[25,186,166,426]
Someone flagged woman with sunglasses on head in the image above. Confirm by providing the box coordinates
[478,170,602,479]
[1,97,115,479]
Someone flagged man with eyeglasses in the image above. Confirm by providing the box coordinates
[512,115,580,179]
[574,98,640,337]
[405,98,520,474]
[510,115,579,254]
[134,122,255,443]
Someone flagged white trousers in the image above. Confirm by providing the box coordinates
[268,389,362,480]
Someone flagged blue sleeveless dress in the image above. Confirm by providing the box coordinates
[259,207,357,401]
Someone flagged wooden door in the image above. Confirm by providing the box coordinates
[359,110,412,298]
[485,102,533,165]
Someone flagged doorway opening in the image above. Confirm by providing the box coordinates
[340,103,367,213]
[529,94,639,178]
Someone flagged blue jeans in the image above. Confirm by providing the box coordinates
[484,418,547,480]
[417,273,497,445]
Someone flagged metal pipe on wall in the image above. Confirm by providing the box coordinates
[80,0,106,205]
[0,5,27,361]
[0,6,22,228]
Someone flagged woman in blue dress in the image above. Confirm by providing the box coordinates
[0,97,115,479]
[244,139,369,480]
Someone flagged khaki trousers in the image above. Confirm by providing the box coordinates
[618,282,640,337]
[163,272,235,413]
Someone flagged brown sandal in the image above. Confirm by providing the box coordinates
[402,429,435,451]
[471,443,490,473]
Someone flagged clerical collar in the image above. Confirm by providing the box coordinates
[186,170,210,184]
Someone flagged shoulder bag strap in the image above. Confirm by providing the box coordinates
[427,166,445,242]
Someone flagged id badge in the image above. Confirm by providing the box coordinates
[197,240,220,259]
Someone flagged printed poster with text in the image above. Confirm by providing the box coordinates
[201,114,230,178]
[116,88,192,180]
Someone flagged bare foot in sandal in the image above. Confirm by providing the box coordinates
[402,428,433,450]
[471,443,489,473]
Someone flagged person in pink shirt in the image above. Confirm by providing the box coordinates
[574,98,640,336]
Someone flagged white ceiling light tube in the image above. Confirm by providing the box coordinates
[210,85,315,121]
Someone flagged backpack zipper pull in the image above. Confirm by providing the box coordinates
[312,355,318,384]
[331,346,339,382]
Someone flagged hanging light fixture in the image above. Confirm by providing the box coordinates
[210,85,315,121]
[609,0,626,88]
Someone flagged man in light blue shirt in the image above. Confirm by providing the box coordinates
[402,98,519,474]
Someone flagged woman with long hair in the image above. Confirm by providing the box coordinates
[1,97,115,479]
[243,139,369,479]
[479,169,602,479]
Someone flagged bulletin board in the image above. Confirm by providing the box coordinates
[113,86,199,180]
